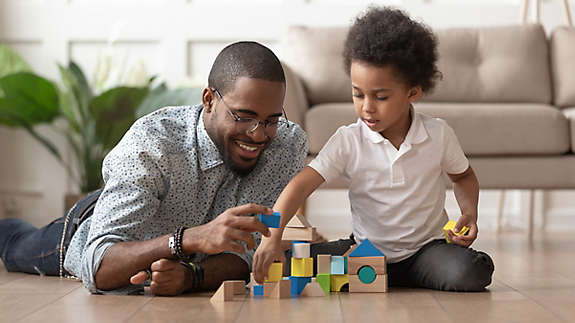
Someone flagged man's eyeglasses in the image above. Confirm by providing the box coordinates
[212,88,289,134]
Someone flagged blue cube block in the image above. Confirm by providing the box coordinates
[258,212,281,228]
[253,285,264,296]
[331,256,346,275]
[290,276,311,296]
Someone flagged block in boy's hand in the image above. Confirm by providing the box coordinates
[443,220,469,243]
[258,212,281,228]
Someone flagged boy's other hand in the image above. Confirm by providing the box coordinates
[448,214,478,247]
[252,238,285,284]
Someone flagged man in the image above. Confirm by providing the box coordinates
[0,41,308,295]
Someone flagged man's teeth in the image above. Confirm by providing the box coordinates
[238,143,258,151]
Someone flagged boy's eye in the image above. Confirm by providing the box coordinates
[377,97,389,101]
[352,93,364,98]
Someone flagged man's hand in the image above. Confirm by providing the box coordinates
[130,258,190,296]
[183,204,272,255]
[252,237,285,284]
[447,214,478,247]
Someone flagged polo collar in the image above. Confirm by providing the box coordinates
[197,108,224,171]
[362,105,429,145]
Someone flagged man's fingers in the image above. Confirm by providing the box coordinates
[151,258,178,272]
[229,216,271,237]
[227,228,256,250]
[130,271,148,285]
[230,203,273,216]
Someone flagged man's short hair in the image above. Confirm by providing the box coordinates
[208,41,285,95]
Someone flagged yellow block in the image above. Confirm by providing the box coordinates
[291,257,313,277]
[330,274,349,292]
[443,220,469,243]
[265,262,283,282]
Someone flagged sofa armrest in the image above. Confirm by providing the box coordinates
[282,62,309,128]
[563,107,575,152]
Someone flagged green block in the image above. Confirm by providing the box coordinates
[316,274,331,295]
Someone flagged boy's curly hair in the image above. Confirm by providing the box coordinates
[343,7,442,93]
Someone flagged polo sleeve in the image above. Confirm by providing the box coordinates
[308,126,349,182]
[441,122,469,175]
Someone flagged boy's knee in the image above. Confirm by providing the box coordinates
[444,251,494,292]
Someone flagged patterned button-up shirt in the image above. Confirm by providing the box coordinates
[64,104,308,294]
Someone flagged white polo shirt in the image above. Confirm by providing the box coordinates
[308,108,469,263]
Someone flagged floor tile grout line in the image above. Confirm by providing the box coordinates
[232,291,250,323]
[430,291,459,323]
[122,294,155,323]
[15,283,82,323]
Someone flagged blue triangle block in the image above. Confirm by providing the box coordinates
[349,239,384,257]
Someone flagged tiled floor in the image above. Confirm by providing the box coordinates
[1,231,575,323]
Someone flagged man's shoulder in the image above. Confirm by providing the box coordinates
[135,105,200,134]
[271,120,307,148]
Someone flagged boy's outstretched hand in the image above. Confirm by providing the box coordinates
[448,214,478,247]
[252,237,285,284]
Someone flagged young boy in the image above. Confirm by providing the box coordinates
[253,7,494,292]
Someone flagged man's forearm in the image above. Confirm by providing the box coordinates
[94,235,172,291]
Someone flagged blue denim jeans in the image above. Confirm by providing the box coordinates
[286,235,495,292]
[0,189,102,276]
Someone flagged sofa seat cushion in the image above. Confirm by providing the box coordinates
[563,107,575,152]
[305,102,570,156]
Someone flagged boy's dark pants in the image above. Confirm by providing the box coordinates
[285,235,494,292]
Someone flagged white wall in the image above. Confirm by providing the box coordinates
[1,0,574,229]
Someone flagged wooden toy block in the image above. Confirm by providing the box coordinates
[282,227,316,241]
[258,212,281,228]
[286,214,312,228]
[330,274,349,292]
[348,257,387,275]
[331,256,346,275]
[291,257,313,277]
[358,266,376,284]
[265,262,283,282]
[349,239,384,257]
[301,280,327,297]
[292,242,310,258]
[443,220,469,243]
[270,279,291,299]
[211,280,247,302]
[343,244,358,257]
[349,274,388,293]
[290,276,311,296]
[316,273,331,294]
[316,254,332,274]
[253,284,264,297]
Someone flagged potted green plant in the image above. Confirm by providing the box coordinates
[0,44,201,206]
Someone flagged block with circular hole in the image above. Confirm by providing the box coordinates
[348,256,387,275]
[330,274,349,292]
[349,274,388,293]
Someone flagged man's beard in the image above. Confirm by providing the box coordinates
[216,139,261,177]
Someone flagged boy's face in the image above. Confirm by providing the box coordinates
[202,77,285,175]
[350,61,421,137]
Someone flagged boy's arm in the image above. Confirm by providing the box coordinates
[448,165,480,247]
[252,166,325,283]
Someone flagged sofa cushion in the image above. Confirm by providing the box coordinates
[424,24,552,104]
[305,102,570,156]
[283,26,352,106]
[563,107,575,152]
[551,27,575,108]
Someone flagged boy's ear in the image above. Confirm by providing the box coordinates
[407,86,423,103]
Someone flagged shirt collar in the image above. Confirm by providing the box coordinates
[362,105,429,145]
[196,107,224,171]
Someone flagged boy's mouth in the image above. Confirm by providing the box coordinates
[363,118,379,128]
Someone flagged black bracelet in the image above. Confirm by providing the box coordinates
[170,226,191,261]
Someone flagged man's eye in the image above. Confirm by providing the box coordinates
[238,118,255,123]
[377,97,389,101]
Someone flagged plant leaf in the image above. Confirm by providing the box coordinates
[89,86,149,150]
[0,44,32,78]
[136,85,201,117]
[0,72,60,126]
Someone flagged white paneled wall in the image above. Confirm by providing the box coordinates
[1,0,574,229]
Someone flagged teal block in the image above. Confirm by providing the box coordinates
[358,266,376,284]
[331,256,345,275]
[258,212,281,228]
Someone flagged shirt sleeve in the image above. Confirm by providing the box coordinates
[441,121,469,175]
[308,127,349,182]
[79,121,169,294]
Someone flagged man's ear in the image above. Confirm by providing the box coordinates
[408,86,422,103]
[202,87,215,112]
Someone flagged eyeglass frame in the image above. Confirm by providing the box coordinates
[211,87,289,134]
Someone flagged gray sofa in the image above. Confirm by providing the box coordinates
[281,24,575,236]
